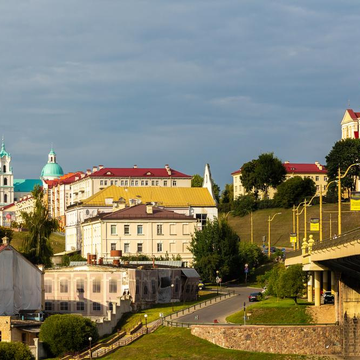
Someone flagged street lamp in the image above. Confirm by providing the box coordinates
[144,314,148,333]
[268,213,281,258]
[88,337,92,360]
[216,270,219,294]
[171,284,174,312]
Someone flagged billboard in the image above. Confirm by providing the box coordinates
[351,191,360,211]
[310,218,319,232]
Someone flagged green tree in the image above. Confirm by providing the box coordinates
[241,153,286,199]
[219,184,234,213]
[191,174,203,187]
[0,226,13,244]
[265,263,286,298]
[189,217,240,282]
[232,194,257,217]
[274,176,316,208]
[238,242,266,281]
[326,138,360,196]
[278,264,307,304]
[21,185,58,267]
[40,314,99,357]
[0,342,34,360]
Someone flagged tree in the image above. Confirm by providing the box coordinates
[0,226,13,244]
[240,153,286,199]
[0,342,34,360]
[191,174,203,187]
[232,194,257,217]
[219,183,233,213]
[40,314,99,357]
[238,242,266,281]
[21,185,58,267]
[326,138,360,197]
[189,217,240,282]
[278,264,307,304]
[274,176,316,208]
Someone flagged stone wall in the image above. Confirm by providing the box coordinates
[191,325,342,355]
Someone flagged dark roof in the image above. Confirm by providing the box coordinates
[98,204,196,221]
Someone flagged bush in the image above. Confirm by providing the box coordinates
[61,253,87,266]
[40,314,99,357]
[0,342,34,360]
[257,199,277,209]
[232,195,257,217]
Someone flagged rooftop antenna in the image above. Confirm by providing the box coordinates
[348,99,351,107]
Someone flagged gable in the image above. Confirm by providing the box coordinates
[341,110,358,126]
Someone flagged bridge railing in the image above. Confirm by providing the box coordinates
[313,227,360,251]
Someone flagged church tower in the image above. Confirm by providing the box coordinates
[0,139,14,205]
[40,148,64,181]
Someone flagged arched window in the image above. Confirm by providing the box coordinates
[4,194,7,203]
[3,178,7,186]
[3,165,5,173]
[60,279,68,293]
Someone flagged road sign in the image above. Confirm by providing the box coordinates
[216,276,220,283]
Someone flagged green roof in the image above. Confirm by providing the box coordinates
[14,179,42,192]
[41,163,64,178]
[0,142,10,158]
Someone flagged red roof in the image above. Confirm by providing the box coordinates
[232,162,327,176]
[347,109,360,120]
[95,204,196,221]
[46,172,84,188]
[283,163,327,174]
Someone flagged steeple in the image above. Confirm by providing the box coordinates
[0,137,10,159]
[48,148,56,164]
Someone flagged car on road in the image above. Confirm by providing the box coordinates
[248,292,262,302]
[323,291,334,304]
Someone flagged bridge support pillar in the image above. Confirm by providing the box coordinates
[331,271,336,294]
[323,271,329,292]
[307,272,313,303]
[314,271,321,307]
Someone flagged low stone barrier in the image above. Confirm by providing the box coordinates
[191,324,342,356]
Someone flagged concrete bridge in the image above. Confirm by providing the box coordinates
[286,227,360,322]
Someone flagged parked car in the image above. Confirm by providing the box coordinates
[248,292,262,302]
[323,291,334,304]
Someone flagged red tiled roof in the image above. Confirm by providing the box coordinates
[231,169,242,175]
[346,109,360,120]
[283,163,327,174]
[46,172,84,188]
[98,204,196,221]
[89,168,191,179]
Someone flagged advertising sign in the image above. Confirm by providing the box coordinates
[290,233,297,243]
[351,192,360,211]
[310,218,320,232]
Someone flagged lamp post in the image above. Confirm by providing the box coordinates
[171,284,174,312]
[88,337,92,360]
[216,270,219,294]
[319,180,335,242]
[268,213,281,259]
[144,314,148,333]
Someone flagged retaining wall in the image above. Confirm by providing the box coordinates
[191,324,342,355]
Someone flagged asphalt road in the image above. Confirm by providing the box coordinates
[175,286,261,324]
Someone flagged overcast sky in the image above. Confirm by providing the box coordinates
[1,0,359,188]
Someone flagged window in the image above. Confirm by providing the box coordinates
[170,224,176,235]
[323,185,326,190]
[93,302,101,311]
[3,165,5,173]
[157,243,163,252]
[141,180,144,186]
[172,180,177,186]
[60,302,69,311]
[137,225,143,235]
[115,180,118,185]
[109,302,113,311]
[109,279,117,293]
[100,180,103,186]
[151,180,155,186]
[111,243,116,251]
[324,176,328,182]
[45,280,52,293]
[45,302,53,311]
[156,180,159,186]
[315,176,319,181]
[3,178,7,186]
[60,279,68,293]
[183,224,189,235]
[76,279,84,293]
[145,180,148,186]
[3,194,7,203]
[131,180,134,186]
[137,243,143,253]
[124,243,130,253]
[76,302,85,311]
[104,180,108,186]
[125,180,128,186]
[157,224,163,235]
[110,180,113,185]
[111,225,117,235]
[164,180,167,186]
[196,214,207,227]
[121,180,124,186]
[124,224,130,235]
[135,180,138,186]
[93,279,101,293]
[235,186,238,192]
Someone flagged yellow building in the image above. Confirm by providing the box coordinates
[341,108,360,139]
[232,162,328,200]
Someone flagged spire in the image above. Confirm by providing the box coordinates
[0,137,10,158]
[48,147,56,163]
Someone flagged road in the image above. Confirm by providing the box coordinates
[175,286,261,324]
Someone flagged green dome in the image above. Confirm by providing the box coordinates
[41,163,64,178]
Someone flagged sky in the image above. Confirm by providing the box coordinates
[1,0,360,188]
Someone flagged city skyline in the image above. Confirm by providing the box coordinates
[1,1,359,187]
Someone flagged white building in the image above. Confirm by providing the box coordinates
[0,140,14,206]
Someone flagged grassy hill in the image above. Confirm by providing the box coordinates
[228,202,360,248]
[10,231,65,254]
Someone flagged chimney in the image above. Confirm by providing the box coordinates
[99,165,104,170]
[165,164,171,175]
[92,166,98,173]
[113,197,126,211]
[2,236,9,245]
[146,203,153,214]
[133,165,138,169]
[86,169,91,175]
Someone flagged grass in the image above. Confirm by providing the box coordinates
[228,202,360,247]
[9,231,65,254]
[116,291,217,333]
[226,297,313,325]
[101,326,320,360]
